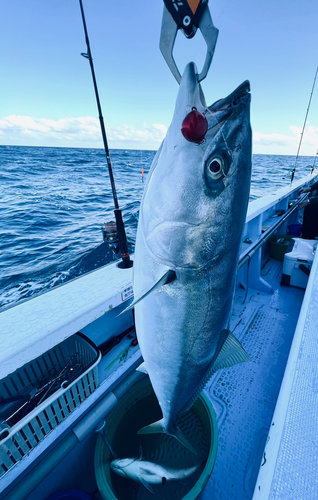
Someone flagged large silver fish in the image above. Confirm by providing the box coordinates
[132,62,252,451]
[111,456,198,494]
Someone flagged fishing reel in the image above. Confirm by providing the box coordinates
[102,221,120,256]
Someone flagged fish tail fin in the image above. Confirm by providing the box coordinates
[138,419,197,455]
[171,427,198,456]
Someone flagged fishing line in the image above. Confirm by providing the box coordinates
[220,130,238,178]
[291,65,318,182]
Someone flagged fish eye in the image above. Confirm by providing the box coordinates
[209,160,221,173]
[206,156,224,180]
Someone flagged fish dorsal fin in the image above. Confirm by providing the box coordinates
[139,445,143,461]
[118,270,176,316]
[211,329,250,373]
[136,362,148,375]
[139,476,154,494]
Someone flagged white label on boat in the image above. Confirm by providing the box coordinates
[121,284,133,302]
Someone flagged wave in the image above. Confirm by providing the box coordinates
[0,146,316,309]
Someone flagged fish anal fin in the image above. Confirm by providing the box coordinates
[117,270,176,316]
[138,419,197,456]
[181,330,250,414]
[212,329,250,373]
[173,426,198,456]
[139,476,154,494]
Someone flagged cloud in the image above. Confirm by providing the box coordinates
[253,126,318,155]
[289,125,318,148]
[253,132,295,146]
[2,114,316,155]
[0,115,167,150]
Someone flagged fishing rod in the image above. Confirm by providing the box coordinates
[311,148,318,174]
[78,0,132,269]
[291,65,318,182]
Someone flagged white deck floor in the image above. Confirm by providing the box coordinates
[253,247,318,500]
[201,257,304,500]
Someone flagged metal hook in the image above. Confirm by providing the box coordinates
[159,3,218,83]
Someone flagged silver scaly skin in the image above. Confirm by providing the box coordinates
[134,61,252,450]
[110,457,198,493]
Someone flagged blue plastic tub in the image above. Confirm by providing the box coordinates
[287,224,302,236]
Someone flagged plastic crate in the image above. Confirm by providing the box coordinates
[0,333,101,478]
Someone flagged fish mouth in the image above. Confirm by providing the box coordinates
[180,62,250,112]
[174,63,250,137]
[209,80,251,113]
[204,80,251,136]
[178,63,250,138]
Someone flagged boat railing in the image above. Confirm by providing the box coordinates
[238,193,309,270]
[237,172,318,294]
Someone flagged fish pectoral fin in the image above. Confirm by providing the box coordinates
[138,476,154,494]
[138,419,197,456]
[117,270,177,316]
[212,330,250,374]
[136,362,148,375]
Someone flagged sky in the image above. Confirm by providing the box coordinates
[1,0,318,155]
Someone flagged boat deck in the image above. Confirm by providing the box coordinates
[201,256,304,500]
[253,245,318,500]
[20,255,305,500]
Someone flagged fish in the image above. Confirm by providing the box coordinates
[110,456,198,494]
[130,61,252,452]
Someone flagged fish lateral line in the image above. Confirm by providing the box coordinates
[117,269,177,316]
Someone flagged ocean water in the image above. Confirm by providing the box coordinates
[0,145,315,310]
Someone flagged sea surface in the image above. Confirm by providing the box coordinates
[0,145,315,310]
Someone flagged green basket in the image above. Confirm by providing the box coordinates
[269,234,297,262]
[95,377,218,500]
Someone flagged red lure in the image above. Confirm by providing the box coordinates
[181,107,208,143]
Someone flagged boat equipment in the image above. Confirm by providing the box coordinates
[291,65,318,182]
[238,192,309,302]
[78,0,132,269]
[160,0,219,83]
[238,193,309,271]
